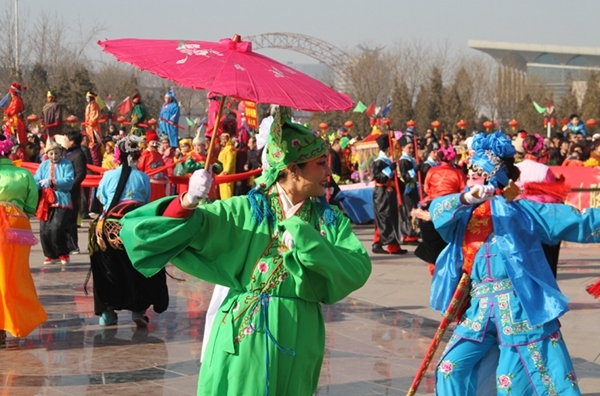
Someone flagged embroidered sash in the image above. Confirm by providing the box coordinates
[462,201,493,275]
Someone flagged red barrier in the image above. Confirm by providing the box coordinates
[550,166,600,210]
[16,159,262,191]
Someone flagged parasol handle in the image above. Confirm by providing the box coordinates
[387,130,403,207]
[406,273,471,396]
[204,96,226,174]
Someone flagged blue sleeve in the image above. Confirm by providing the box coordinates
[53,161,74,191]
[33,162,44,186]
[520,200,600,244]
[429,193,470,243]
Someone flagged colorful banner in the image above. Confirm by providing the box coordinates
[551,166,600,210]
[243,101,258,129]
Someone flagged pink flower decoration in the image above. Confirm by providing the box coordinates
[439,360,454,374]
[497,374,512,388]
[273,150,281,158]
[258,262,269,274]
[291,139,300,147]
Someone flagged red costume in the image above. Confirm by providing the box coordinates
[137,131,167,202]
[4,83,27,147]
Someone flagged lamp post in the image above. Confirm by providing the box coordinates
[14,0,19,76]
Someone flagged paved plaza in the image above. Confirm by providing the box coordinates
[1,221,599,395]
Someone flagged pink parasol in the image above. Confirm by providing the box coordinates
[97,35,353,113]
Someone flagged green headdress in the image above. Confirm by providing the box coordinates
[249,108,336,226]
[254,109,328,192]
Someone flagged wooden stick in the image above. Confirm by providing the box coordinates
[406,273,471,396]
[204,96,226,172]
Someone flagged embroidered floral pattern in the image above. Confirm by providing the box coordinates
[498,293,541,335]
[565,370,578,388]
[471,279,513,297]
[548,330,563,347]
[232,188,325,345]
[438,360,457,379]
[497,373,514,393]
[459,297,488,332]
[527,343,557,394]
[432,196,460,220]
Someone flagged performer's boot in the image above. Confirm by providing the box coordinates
[100,310,118,326]
[132,311,149,328]
[372,243,387,254]
[387,243,408,255]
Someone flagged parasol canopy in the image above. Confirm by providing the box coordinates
[98,35,353,112]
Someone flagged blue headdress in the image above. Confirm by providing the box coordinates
[165,90,176,99]
[468,131,516,188]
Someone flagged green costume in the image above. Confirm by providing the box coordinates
[120,111,371,395]
[0,158,38,213]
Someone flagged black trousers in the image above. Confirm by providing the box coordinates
[40,207,71,258]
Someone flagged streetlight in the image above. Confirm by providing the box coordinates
[14,0,19,76]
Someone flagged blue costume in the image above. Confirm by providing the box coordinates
[97,166,150,208]
[158,91,180,148]
[34,158,74,208]
[33,156,75,260]
[430,132,590,395]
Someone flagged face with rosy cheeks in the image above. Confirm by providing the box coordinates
[161,140,170,151]
[466,169,486,188]
[282,155,331,204]
[47,148,63,163]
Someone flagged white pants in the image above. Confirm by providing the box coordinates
[200,285,230,363]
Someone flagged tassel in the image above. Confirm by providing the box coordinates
[248,188,275,226]
[319,196,339,227]
[586,279,600,299]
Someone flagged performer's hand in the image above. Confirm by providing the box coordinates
[186,169,212,206]
[462,184,495,205]
[390,162,397,171]
[281,230,295,250]
[40,179,52,188]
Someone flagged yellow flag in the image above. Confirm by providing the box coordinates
[95,96,106,110]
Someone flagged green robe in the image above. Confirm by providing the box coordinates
[120,190,371,396]
[0,158,38,214]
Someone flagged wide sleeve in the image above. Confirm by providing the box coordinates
[280,213,372,304]
[519,200,600,245]
[120,197,254,289]
[33,162,45,187]
[53,161,75,192]
[429,193,471,243]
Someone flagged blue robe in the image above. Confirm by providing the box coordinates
[97,167,150,208]
[430,194,596,395]
[33,158,75,208]
[158,101,180,148]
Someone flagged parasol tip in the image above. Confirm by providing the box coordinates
[232,34,242,43]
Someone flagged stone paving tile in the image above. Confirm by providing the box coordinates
[0,221,598,395]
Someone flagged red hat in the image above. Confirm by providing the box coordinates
[10,82,26,95]
[132,93,141,103]
[146,130,158,142]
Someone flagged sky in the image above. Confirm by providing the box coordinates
[11,0,600,66]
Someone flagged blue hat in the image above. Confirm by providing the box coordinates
[468,131,516,188]
[165,91,176,99]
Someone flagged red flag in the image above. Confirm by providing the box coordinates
[117,96,133,115]
[365,102,376,118]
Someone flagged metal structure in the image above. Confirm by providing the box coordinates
[245,33,350,91]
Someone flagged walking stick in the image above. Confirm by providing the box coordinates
[406,272,471,396]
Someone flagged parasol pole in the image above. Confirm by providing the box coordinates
[204,95,226,172]
[387,129,403,207]
[413,133,423,200]
[406,273,471,396]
